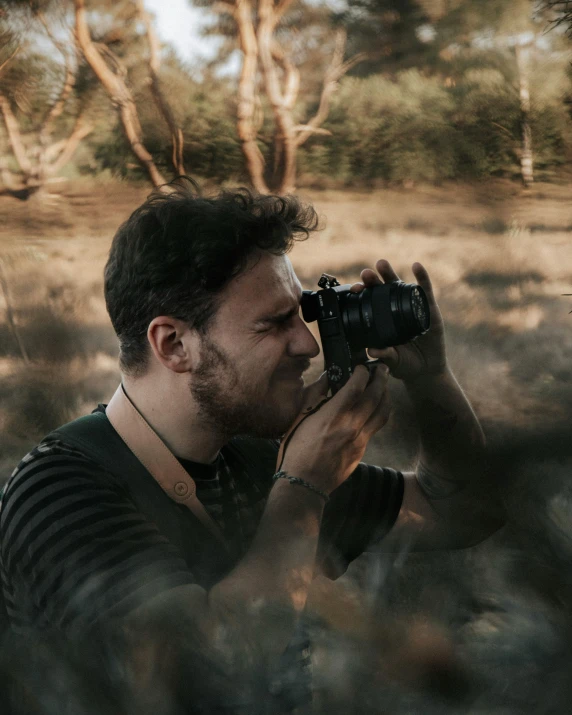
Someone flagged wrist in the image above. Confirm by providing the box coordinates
[279,463,333,495]
[273,471,330,503]
[270,476,327,520]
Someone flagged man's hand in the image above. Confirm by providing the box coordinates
[350,259,446,382]
[280,365,391,495]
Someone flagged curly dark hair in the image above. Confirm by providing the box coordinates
[104,177,321,376]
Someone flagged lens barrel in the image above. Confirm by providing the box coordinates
[341,281,429,350]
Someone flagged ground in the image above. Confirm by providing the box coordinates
[1,178,571,712]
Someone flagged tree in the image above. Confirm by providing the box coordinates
[438,0,567,186]
[333,0,433,76]
[192,0,366,194]
[73,0,167,187]
[0,6,94,198]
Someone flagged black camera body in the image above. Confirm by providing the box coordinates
[301,274,430,393]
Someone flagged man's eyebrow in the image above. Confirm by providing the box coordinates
[258,304,300,324]
[256,286,303,324]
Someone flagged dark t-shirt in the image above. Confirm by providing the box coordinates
[0,425,403,635]
[0,407,403,709]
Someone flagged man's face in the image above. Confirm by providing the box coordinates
[190,251,320,439]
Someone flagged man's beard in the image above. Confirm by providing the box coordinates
[190,336,307,440]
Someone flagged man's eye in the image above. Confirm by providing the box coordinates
[276,315,296,328]
[257,313,296,332]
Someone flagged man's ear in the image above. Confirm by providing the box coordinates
[147,317,201,374]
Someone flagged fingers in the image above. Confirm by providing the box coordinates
[349,281,365,294]
[367,347,400,371]
[352,259,434,291]
[376,259,400,283]
[411,261,434,296]
[360,268,382,286]
[301,371,329,412]
[411,262,441,318]
[328,364,370,410]
[353,364,389,424]
[351,261,401,291]
[324,364,391,441]
[362,385,392,437]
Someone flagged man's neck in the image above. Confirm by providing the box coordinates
[121,375,225,464]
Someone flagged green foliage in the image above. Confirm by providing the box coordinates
[295,58,572,184]
[89,64,243,183]
[88,50,572,186]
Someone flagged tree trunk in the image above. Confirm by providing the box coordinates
[229,0,365,195]
[257,0,297,193]
[74,0,166,188]
[134,0,186,176]
[0,94,33,177]
[515,42,534,187]
[234,0,269,194]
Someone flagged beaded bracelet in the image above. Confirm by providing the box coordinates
[272,470,330,503]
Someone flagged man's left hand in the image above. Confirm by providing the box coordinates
[350,259,447,382]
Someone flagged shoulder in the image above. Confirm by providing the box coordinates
[4,436,120,491]
[0,436,127,537]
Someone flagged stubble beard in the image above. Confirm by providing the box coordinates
[190,335,304,440]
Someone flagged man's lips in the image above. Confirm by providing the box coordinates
[277,361,311,381]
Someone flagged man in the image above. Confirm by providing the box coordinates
[0,179,502,713]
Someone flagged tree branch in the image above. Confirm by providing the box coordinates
[48,114,93,174]
[134,0,186,175]
[271,40,299,110]
[212,1,235,14]
[274,0,295,24]
[295,29,366,148]
[292,125,331,136]
[258,0,285,108]
[37,14,79,146]
[0,93,33,175]
[0,45,20,78]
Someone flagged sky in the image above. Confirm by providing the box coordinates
[143,0,221,65]
[143,0,344,71]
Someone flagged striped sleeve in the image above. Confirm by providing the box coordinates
[0,446,194,635]
[317,463,404,580]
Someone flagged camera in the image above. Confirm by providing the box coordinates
[301,274,430,393]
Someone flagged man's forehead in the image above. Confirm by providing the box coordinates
[223,253,301,315]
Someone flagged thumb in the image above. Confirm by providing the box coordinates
[367,347,400,371]
[301,371,329,413]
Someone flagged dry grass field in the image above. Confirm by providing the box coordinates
[1,178,572,712]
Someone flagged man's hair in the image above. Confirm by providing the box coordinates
[104,177,320,376]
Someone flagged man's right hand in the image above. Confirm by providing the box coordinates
[281,364,391,495]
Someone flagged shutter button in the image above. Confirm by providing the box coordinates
[174,482,189,497]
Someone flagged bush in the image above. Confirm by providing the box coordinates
[85,52,572,187]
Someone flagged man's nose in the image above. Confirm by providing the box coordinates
[289,316,320,358]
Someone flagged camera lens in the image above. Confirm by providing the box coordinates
[340,281,430,350]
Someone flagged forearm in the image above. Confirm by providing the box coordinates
[208,479,324,658]
[405,366,486,490]
[403,367,505,544]
[125,479,325,695]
